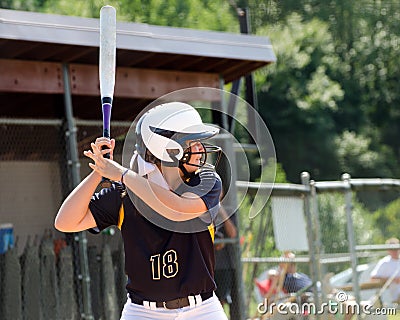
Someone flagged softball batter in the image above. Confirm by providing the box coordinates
[55,102,228,320]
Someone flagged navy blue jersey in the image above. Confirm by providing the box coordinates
[88,169,222,302]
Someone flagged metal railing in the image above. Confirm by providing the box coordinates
[236,173,400,319]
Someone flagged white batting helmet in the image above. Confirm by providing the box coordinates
[135,102,221,168]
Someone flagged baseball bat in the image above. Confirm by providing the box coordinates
[99,5,116,187]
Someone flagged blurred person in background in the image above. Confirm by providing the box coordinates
[256,252,313,320]
[370,237,400,304]
[280,252,313,294]
[255,269,279,300]
[256,252,313,301]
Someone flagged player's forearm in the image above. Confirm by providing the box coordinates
[123,169,207,221]
[224,218,237,238]
[82,142,208,220]
[219,206,237,238]
[54,171,101,231]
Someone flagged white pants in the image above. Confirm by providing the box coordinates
[120,293,228,320]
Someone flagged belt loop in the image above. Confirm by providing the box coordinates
[149,301,157,310]
[194,294,203,306]
[143,301,150,309]
[188,295,196,308]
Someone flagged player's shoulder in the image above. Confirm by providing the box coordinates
[197,168,222,188]
[183,168,221,198]
[198,167,221,182]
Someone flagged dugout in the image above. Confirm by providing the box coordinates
[0,8,275,320]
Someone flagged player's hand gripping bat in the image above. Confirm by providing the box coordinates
[99,5,116,188]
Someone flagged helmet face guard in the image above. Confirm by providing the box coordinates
[180,142,222,169]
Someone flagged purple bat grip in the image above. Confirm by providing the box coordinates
[102,102,112,138]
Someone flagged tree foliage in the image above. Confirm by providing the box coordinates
[4,0,237,32]
[335,130,396,178]
[373,198,400,243]
[248,1,400,182]
[318,192,379,273]
[255,14,344,181]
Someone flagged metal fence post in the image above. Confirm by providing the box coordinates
[214,133,246,320]
[342,173,361,319]
[62,63,94,320]
[301,172,320,316]
[310,179,324,302]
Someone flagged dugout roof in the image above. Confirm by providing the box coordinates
[0,8,276,120]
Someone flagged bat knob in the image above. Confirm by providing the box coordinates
[100,177,112,189]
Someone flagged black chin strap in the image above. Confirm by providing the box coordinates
[179,162,196,182]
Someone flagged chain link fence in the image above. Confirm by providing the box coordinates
[0,118,129,320]
[234,175,400,320]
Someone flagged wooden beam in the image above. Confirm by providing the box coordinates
[335,280,384,292]
[70,63,220,100]
[0,59,63,94]
[0,59,221,100]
